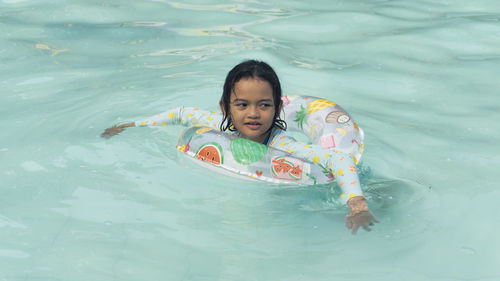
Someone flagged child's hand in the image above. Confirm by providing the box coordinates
[345,196,379,234]
[101,123,134,139]
[346,210,378,234]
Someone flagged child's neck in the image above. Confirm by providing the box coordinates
[237,128,273,145]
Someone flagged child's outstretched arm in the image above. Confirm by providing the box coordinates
[269,131,378,234]
[101,107,222,138]
[327,150,379,234]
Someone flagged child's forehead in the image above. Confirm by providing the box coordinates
[230,78,274,102]
[230,91,274,103]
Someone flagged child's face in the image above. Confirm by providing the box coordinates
[223,77,277,143]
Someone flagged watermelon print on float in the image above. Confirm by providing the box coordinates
[271,156,303,181]
[195,142,224,165]
[230,137,267,165]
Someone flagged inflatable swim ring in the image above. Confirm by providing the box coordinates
[176,95,364,185]
[177,125,331,185]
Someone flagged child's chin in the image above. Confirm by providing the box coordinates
[241,133,262,142]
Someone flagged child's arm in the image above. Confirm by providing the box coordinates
[101,107,222,138]
[101,122,135,138]
[269,131,378,233]
[134,106,221,129]
[269,132,363,199]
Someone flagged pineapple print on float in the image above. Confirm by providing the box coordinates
[294,98,336,130]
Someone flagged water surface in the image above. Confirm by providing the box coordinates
[1,0,499,280]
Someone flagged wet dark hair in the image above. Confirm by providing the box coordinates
[219,60,287,132]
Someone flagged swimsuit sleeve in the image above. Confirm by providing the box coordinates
[134,107,222,129]
[269,130,364,204]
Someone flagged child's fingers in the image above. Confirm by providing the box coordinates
[345,216,354,230]
[351,224,360,234]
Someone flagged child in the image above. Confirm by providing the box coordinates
[102,60,378,234]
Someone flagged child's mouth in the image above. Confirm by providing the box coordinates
[245,122,261,130]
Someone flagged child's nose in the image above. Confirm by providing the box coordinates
[248,105,260,117]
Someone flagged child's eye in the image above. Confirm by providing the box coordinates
[235,103,247,108]
[260,103,272,109]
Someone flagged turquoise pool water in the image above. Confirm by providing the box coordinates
[1,0,499,280]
